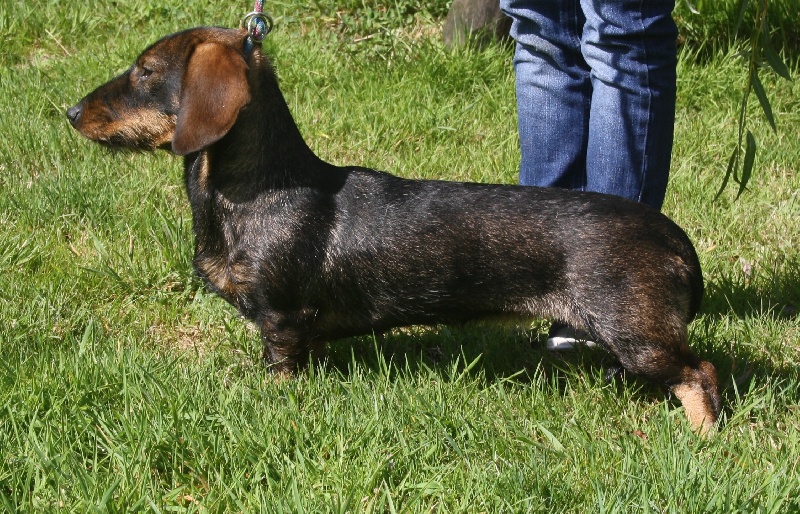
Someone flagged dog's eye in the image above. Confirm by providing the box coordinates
[133,63,155,82]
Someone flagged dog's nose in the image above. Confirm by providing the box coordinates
[66,103,83,126]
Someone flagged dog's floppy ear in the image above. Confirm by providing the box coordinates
[172,42,251,155]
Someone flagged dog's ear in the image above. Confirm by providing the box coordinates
[172,42,251,155]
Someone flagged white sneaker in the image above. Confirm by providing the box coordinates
[546,323,598,351]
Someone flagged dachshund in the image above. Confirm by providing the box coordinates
[67,27,721,434]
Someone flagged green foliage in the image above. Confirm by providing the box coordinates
[718,0,792,199]
[675,0,794,198]
[1,0,799,511]
[308,0,451,60]
[675,0,800,60]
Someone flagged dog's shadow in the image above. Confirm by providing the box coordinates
[323,323,657,400]
[702,256,799,321]
[318,291,799,429]
[326,323,557,383]
[699,257,799,381]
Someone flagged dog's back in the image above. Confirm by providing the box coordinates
[290,169,702,340]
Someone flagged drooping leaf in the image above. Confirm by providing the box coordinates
[751,71,777,132]
[736,130,757,199]
[763,43,792,81]
[715,146,739,200]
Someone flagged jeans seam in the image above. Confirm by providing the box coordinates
[637,0,650,204]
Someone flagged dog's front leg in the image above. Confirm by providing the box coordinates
[261,330,305,375]
[260,313,325,374]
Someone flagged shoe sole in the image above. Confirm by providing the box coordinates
[546,336,598,351]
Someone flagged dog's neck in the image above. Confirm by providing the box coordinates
[187,45,328,197]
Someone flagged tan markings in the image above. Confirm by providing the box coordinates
[195,152,210,191]
[79,108,176,149]
[672,382,716,436]
[194,254,254,309]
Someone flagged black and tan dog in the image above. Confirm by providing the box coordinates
[67,27,721,434]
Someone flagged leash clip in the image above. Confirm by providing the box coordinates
[242,11,273,43]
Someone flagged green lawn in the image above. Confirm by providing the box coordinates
[1,1,798,511]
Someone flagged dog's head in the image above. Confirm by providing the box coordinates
[67,27,252,155]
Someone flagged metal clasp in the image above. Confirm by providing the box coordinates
[241,11,273,43]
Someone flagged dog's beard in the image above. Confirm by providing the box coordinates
[94,135,170,153]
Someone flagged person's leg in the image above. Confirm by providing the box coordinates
[500,0,590,190]
[580,0,678,210]
[501,0,595,349]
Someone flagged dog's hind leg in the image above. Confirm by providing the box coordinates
[669,359,720,435]
[597,323,721,435]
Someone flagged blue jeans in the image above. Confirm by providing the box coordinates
[500,0,678,210]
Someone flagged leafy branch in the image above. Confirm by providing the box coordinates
[716,0,792,199]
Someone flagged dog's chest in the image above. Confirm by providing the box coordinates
[192,243,258,313]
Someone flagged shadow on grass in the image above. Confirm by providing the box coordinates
[323,323,665,409]
[698,256,799,399]
[701,256,799,322]
[315,271,799,430]
[219,258,799,431]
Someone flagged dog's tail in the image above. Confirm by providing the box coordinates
[685,242,704,323]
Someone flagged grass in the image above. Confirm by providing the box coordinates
[673,0,800,59]
[1,0,799,511]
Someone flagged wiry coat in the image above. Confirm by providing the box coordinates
[67,27,721,434]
